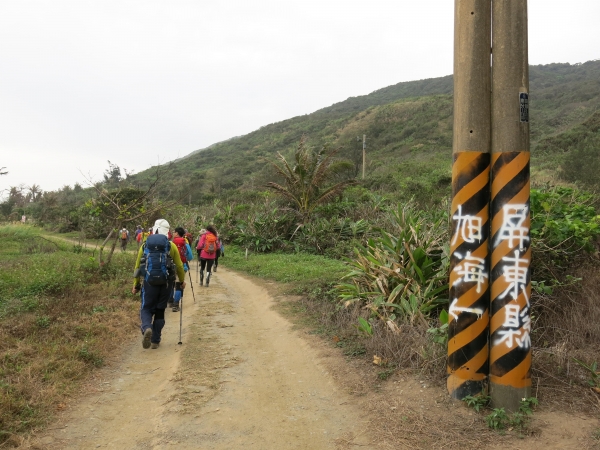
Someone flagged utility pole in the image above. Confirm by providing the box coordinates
[447,0,492,400]
[362,134,366,180]
[489,0,531,412]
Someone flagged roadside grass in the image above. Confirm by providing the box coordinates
[0,225,139,446]
[221,245,348,291]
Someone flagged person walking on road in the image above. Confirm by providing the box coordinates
[196,225,220,287]
[171,227,193,312]
[213,236,224,272]
[134,225,143,249]
[132,219,186,349]
[120,226,130,251]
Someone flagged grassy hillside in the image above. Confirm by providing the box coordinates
[132,60,600,203]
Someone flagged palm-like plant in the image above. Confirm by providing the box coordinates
[266,137,355,221]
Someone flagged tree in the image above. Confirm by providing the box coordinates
[84,162,177,268]
[266,136,356,222]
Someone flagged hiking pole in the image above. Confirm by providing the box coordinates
[188,271,196,303]
[178,295,183,345]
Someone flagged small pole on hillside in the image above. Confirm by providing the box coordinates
[362,134,366,179]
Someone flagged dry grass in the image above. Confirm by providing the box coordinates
[531,261,600,413]
[0,281,139,446]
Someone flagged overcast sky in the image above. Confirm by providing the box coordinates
[1,0,599,196]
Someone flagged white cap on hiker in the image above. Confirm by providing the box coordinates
[153,219,170,236]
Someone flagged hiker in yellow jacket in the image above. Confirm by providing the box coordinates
[132,219,186,349]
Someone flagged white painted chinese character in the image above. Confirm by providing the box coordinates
[449,298,484,321]
[494,305,531,349]
[497,204,529,249]
[499,250,530,306]
[516,307,531,349]
[453,252,488,293]
[452,205,483,245]
[503,304,521,328]
[495,327,522,348]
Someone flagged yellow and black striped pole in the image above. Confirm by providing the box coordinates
[489,0,532,411]
[447,0,492,399]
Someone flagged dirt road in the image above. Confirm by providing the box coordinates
[35,267,372,449]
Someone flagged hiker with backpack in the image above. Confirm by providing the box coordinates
[132,219,186,349]
[134,225,143,249]
[196,225,220,287]
[171,227,194,312]
[120,227,129,251]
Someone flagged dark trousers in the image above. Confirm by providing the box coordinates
[140,280,172,344]
[199,258,214,273]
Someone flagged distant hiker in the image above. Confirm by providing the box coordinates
[196,225,220,287]
[213,236,224,272]
[21,215,26,224]
[138,228,150,246]
[171,227,194,312]
[194,228,206,252]
[184,229,194,247]
[132,219,186,349]
[120,226,129,251]
[134,225,143,249]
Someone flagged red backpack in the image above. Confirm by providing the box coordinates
[203,233,218,255]
[173,237,188,263]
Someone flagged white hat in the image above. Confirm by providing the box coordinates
[153,219,170,236]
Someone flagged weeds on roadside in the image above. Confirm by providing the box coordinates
[336,202,449,326]
[462,394,490,412]
[572,358,600,389]
[463,395,539,431]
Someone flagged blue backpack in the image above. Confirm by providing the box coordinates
[140,234,174,286]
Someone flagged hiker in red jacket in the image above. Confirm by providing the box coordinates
[196,225,220,287]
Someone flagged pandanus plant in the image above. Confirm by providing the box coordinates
[266,136,356,223]
[337,202,450,327]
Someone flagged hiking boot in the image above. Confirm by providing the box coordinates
[213,266,217,273]
[151,342,159,349]
[172,304,180,312]
[206,273,211,287]
[142,328,152,349]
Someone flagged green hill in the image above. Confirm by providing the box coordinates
[130,60,600,203]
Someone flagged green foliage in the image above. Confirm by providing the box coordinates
[0,225,135,315]
[266,137,356,221]
[356,317,373,336]
[572,358,600,388]
[427,310,449,345]
[78,346,104,367]
[483,398,539,431]
[336,202,449,326]
[35,315,51,329]
[530,186,600,253]
[222,245,347,290]
[485,408,510,430]
[462,394,490,412]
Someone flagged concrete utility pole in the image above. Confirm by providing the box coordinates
[362,134,366,180]
[447,0,492,400]
[489,0,531,412]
